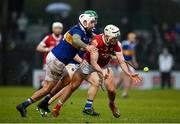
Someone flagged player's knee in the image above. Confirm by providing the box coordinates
[43,87,51,93]
[96,85,100,90]
[92,82,99,88]
[43,84,53,93]
[92,84,100,91]
[69,82,79,91]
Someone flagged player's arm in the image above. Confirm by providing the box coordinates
[36,36,51,53]
[73,54,83,64]
[90,47,102,73]
[89,40,102,73]
[113,42,131,76]
[72,34,87,48]
[116,52,142,82]
[72,34,96,52]
[114,42,133,76]
[115,52,131,76]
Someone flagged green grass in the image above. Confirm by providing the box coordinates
[0,87,180,123]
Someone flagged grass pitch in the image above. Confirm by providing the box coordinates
[0,87,180,123]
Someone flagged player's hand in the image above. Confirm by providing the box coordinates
[129,73,142,83]
[98,70,108,80]
[97,71,104,79]
[86,45,98,52]
[103,70,109,79]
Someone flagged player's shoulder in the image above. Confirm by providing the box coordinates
[94,34,103,40]
[91,39,98,47]
[44,34,54,40]
[92,34,103,46]
[69,24,84,35]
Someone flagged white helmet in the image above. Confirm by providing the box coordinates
[52,22,63,29]
[79,14,95,28]
[104,24,120,39]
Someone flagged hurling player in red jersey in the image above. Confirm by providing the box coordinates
[36,22,63,71]
[51,24,142,118]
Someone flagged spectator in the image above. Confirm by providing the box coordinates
[17,13,29,41]
[158,48,173,89]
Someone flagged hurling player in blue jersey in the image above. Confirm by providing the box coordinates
[16,13,96,117]
[36,10,101,117]
[119,32,139,98]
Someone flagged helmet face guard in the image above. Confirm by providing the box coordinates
[109,36,119,45]
[104,24,120,44]
[79,14,95,28]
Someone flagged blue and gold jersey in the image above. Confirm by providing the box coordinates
[122,40,135,61]
[70,27,99,64]
[52,23,90,65]
[70,50,85,64]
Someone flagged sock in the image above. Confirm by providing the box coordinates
[54,100,63,112]
[43,93,52,104]
[22,98,34,108]
[84,99,93,110]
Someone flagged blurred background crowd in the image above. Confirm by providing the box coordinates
[0,0,180,86]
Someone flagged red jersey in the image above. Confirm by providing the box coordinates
[40,33,62,64]
[84,34,121,68]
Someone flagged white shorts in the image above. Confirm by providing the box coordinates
[66,64,79,73]
[45,52,67,82]
[79,60,95,75]
[79,60,111,75]
[65,63,79,79]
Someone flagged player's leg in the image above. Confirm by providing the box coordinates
[104,68,120,118]
[37,64,75,115]
[111,66,121,88]
[82,72,100,116]
[47,69,74,105]
[32,81,56,101]
[16,52,65,117]
[37,75,71,116]
[51,60,94,117]
[121,72,131,98]
[47,64,75,98]
[48,85,66,105]
[121,64,134,98]
[51,69,86,117]
[16,79,57,117]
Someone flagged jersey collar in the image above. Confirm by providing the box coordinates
[78,23,87,35]
[52,33,61,41]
